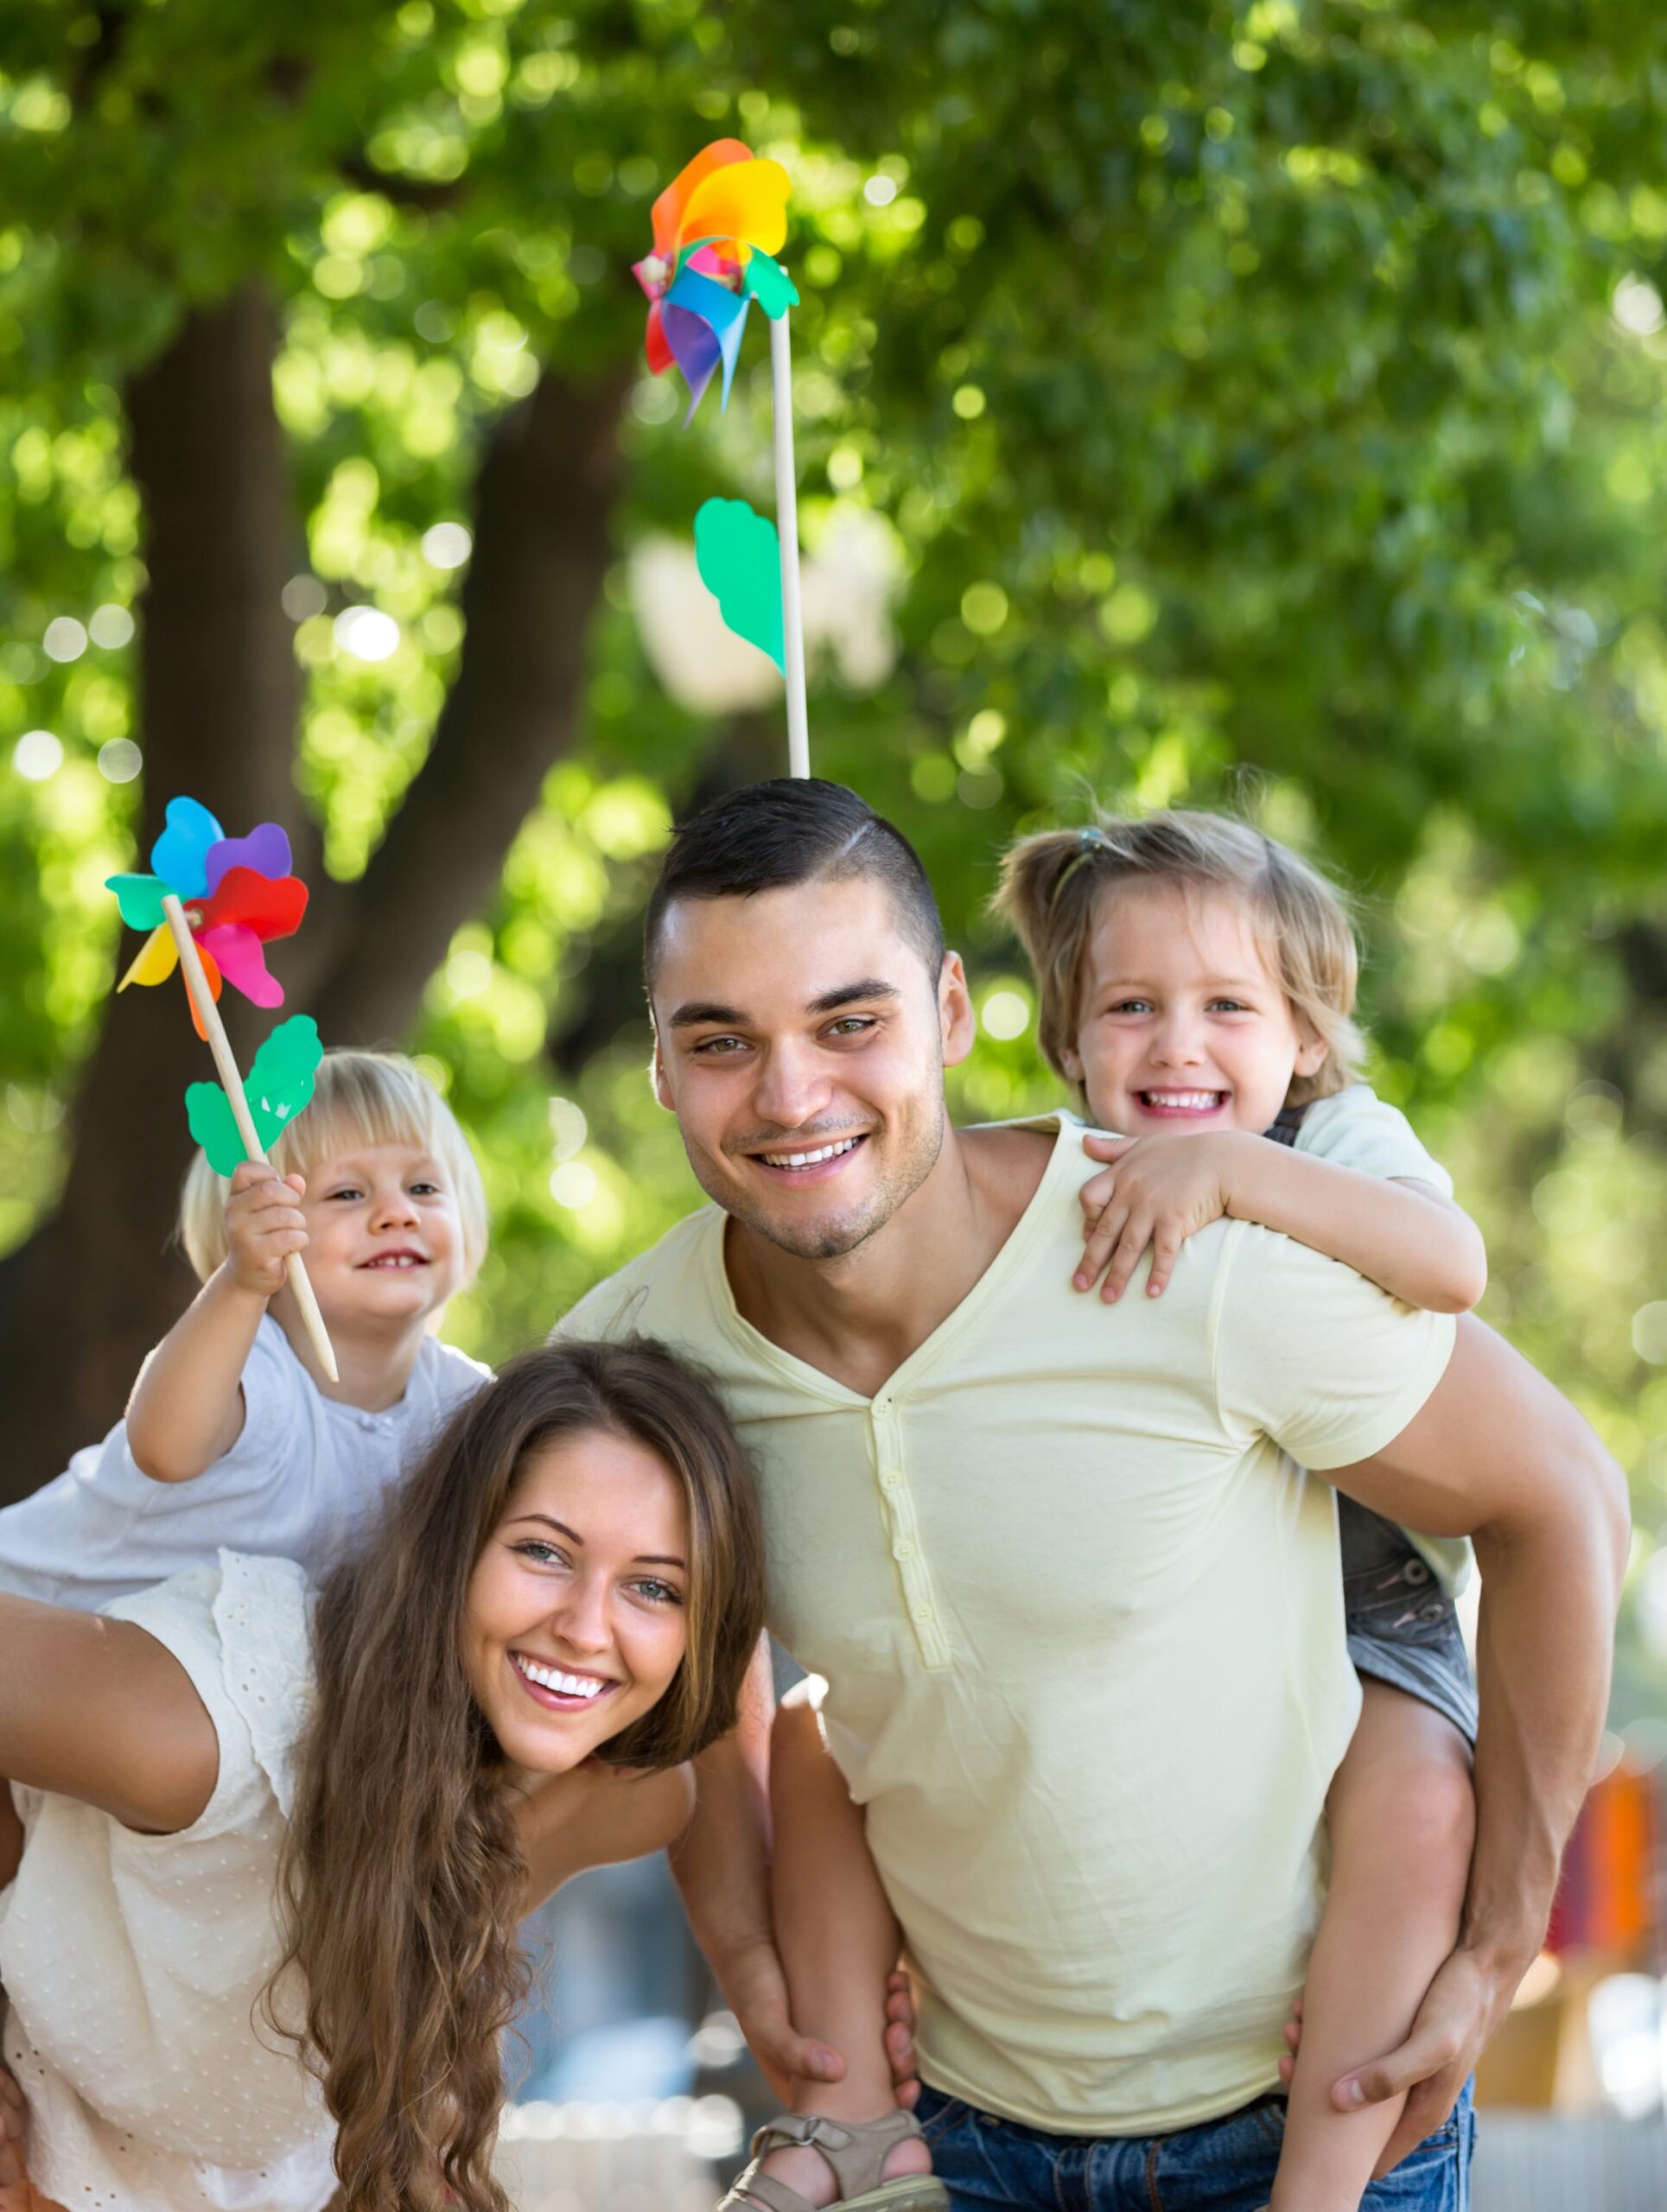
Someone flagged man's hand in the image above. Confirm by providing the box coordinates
[884,1968,920,2107]
[1074,1130,1245,1301]
[1339,1943,1518,2177]
[716,1936,845,2104]
[716,1941,920,2110]
[1278,1946,1523,2177]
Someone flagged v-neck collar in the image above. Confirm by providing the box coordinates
[698,1116,1081,1409]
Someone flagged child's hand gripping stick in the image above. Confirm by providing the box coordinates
[162,893,338,1382]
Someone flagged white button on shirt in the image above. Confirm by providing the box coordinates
[559,1116,1455,2135]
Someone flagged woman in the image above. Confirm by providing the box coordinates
[0,1338,765,2212]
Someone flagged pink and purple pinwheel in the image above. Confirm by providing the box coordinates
[633,137,796,421]
[106,796,309,1039]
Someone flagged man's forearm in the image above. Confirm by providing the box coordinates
[1462,1463,1626,1974]
[667,1639,775,1980]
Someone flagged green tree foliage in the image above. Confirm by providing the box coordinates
[0,1,1664,1711]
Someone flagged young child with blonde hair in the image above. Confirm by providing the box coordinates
[0,1048,491,1610]
[722,810,1486,2212]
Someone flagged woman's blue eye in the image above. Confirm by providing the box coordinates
[632,1578,684,1605]
[514,1540,566,1567]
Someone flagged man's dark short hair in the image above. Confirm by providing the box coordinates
[644,779,946,988]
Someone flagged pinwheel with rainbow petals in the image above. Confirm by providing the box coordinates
[633,137,795,420]
[632,137,811,775]
[106,794,337,1381]
[108,797,309,1034]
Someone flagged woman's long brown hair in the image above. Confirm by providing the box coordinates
[272,1338,766,2212]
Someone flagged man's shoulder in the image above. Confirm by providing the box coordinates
[554,1204,726,1344]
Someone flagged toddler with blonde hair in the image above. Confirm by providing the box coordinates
[0,1048,491,1609]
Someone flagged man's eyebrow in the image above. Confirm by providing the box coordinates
[667,980,900,1029]
[506,1512,686,1570]
[807,978,900,1015]
[667,1000,748,1030]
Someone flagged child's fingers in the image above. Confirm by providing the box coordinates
[1100,1213,1155,1304]
[1077,1166,1119,1221]
[253,1226,309,1259]
[1080,1132,1134,1164]
[228,1158,276,1192]
[1074,1200,1129,1293]
[229,1185,307,1230]
[229,1179,304,1221]
[1146,1224,1185,1297]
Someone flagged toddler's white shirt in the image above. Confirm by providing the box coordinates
[0,1316,488,1607]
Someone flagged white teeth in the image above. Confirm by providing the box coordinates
[517,1656,607,1700]
[761,1136,862,1171]
[1142,1091,1223,1110]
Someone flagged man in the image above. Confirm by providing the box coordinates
[559,779,1626,2209]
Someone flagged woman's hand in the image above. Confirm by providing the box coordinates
[1074,1130,1248,1301]
[223,1161,309,1300]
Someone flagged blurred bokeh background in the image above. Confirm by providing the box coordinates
[3,2,1666,2196]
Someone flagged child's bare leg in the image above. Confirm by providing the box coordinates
[1268,1683,1474,2212]
[752,1686,929,2207]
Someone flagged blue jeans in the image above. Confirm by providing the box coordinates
[916,2079,1476,2210]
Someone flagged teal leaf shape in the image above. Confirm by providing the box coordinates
[106,874,170,929]
[185,1014,324,1176]
[694,498,784,671]
[741,251,799,320]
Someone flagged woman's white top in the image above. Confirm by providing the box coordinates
[0,1552,336,2212]
[0,1315,487,1606]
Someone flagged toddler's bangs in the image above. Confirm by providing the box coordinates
[178,1051,487,1287]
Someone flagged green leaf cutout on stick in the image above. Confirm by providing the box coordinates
[694,497,784,671]
[740,249,799,319]
[186,1014,324,1176]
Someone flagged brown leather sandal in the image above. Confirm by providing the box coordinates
[716,2108,948,2211]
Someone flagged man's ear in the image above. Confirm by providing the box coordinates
[938,950,977,1070]
[649,1022,675,1112]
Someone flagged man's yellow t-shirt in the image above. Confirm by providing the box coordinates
[558,1118,1455,2134]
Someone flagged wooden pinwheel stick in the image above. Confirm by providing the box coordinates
[160,893,340,1385]
[769,310,810,779]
